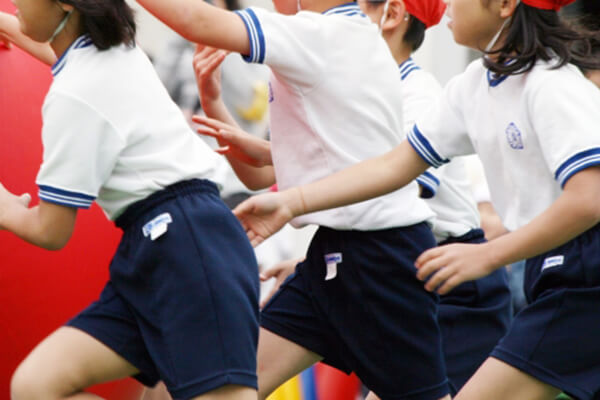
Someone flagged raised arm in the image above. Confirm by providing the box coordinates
[0,12,56,65]
[135,0,250,54]
[234,140,430,245]
[0,183,76,250]
[192,45,275,190]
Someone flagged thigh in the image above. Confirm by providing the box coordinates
[191,385,257,400]
[257,328,322,398]
[455,358,560,400]
[13,326,138,396]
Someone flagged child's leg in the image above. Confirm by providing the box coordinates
[455,358,561,400]
[256,327,322,400]
[190,385,256,400]
[10,326,139,400]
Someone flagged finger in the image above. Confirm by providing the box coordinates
[260,287,277,309]
[202,50,226,75]
[196,126,220,139]
[233,200,254,219]
[416,254,448,281]
[214,146,230,155]
[424,266,455,292]
[18,193,31,207]
[436,275,463,296]
[191,115,229,131]
[415,246,444,268]
[250,236,263,247]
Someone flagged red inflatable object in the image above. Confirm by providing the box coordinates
[315,363,361,400]
[0,4,142,399]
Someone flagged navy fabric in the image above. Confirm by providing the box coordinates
[261,224,450,400]
[491,224,600,400]
[68,179,260,399]
[437,229,512,394]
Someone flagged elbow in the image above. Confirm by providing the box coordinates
[34,228,72,251]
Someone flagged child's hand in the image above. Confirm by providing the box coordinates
[0,183,31,228]
[192,115,272,167]
[260,257,304,308]
[233,192,295,247]
[193,44,227,114]
[415,242,497,295]
[1,35,12,49]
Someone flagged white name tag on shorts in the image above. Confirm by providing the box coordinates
[324,252,342,281]
[142,213,173,241]
[541,255,564,271]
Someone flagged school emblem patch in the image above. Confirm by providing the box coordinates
[505,123,524,150]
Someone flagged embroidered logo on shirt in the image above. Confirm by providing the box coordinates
[142,212,173,241]
[324,252,342,281]
[505,123,524,150]
[541,255,564,271]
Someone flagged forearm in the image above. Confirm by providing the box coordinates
[0,202,75,250]
[136,0,249,54]
[485,169,600,268]
[204,101,275,190]
[283,140,430,216]
[0,13,56,65]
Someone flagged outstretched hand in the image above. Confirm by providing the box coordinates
[193,43,227,112]
[233,191,296,247]
[192,115,272,167]
[260,257,303,308]
[415,242,498,295]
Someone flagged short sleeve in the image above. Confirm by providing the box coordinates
[529,71,600,188]
[416,170,441,199]
[407,74,475,168]
[234,7,326,89]
[36,92,125,208]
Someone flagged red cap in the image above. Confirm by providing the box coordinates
[404,0,446,29]
[521,0,576,11]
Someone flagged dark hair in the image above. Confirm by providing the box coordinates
[484,3,600,76]
[224,0,242,11]
[404,16,426,52]
[59,0,136,50]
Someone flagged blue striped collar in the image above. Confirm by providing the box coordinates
[322,3,366,17]
[52,34,94,76]
[398,57,421,80]
[487,69,509,87]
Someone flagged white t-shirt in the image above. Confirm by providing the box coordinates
[235,4,434,230]
[37,36,225,220]
[408,58,600,231]
[400,59,480,242]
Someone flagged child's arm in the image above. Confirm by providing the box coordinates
[0,12,56,65]
[234,140,430,246]
[416,166,600,294]
[0,184,76,250]
[192,45,275,190]
[136,0,249,55]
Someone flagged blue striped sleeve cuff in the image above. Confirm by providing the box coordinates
[416,171,440,199]
[407,125,449,168]
[234,9,265,64]
[555,148,600,188]
[38,185,95,209]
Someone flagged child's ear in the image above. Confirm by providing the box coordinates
[382,0,407,31]
[499,0,519,18]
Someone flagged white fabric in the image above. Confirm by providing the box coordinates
[37,36,226,219]
[400,59,479,242]
[235,4,434,230]
[408,58,600,231]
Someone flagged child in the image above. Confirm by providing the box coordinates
[234,0,600,399]
[3,1,259,399]
[135,0,452,398]
[359,0,511,394]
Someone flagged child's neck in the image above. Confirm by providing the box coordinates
[385,33,412,67]
[49,13,83,61]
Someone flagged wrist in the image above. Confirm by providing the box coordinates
[201,97,226,118]
[282,187,307,218]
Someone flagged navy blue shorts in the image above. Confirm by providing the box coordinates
[261,224,450,400]
[67,179,260,399]
[491,224,600,400]
[437,229,512,394]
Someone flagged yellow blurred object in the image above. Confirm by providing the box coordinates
[266,375,302,400]
[237,81,269,122]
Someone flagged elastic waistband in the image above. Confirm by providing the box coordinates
[438,228,485,246]
[115,179,218,230]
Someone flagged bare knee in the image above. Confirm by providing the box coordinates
[10,361,49,400]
